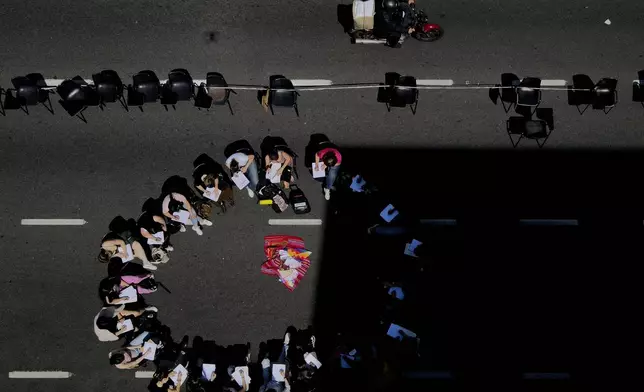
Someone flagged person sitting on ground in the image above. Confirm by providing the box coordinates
[226,149,259,198]
[94,305,156,342]
[258,329,294,392]
[314,145,342,200]
[264,148,294,189]
[138,208,173,252]
[109,344,153,370]
[99,230,157,271]
[193,154,235,213]
[161,192,212,236]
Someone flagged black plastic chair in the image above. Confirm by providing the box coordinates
[194,84,213,110]
[161,69,194,110]
[506,116,550,148]
[57,76,100,123]
[568,74,595,115]
[268,75,299,116]
[92,70,127,111]
[634,70,644,108]
[593,78,618,114]
[10,73,54,115]
[388,75,419,115]
[205,72,236,114]
[516,77,541,114]
[128,70,160,111]
[500,73,520,112]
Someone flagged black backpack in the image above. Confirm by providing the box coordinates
[289,185,311,214]
[257,183,289,213]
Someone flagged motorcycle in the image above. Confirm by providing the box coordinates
[350,1,443,45]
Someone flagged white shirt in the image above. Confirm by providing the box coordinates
[226,152,249,168]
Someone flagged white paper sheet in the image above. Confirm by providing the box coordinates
[386,323,417,341]
[232,366,251,387]
[116,319,134,333]
[232,172,250,190]
[118,286,138,303]
[312,163,326,178]
[272,364,286,381]
[404,239,423,257]
[147,231,165,245]
[380,204,399,222]
[142,341,157,360]
[203,187,221,202]
[118,244,135,262]
[201,363,217,380]
[268,163,282,184]
[170,364,188,386]
[173,209,191,225]
[304,352,322,369]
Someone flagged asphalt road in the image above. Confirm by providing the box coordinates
[1,0,643,390]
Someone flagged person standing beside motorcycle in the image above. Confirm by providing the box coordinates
[382,0,415,47]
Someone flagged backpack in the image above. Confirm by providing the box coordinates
[289,185,311,214]
[257,183,289,213]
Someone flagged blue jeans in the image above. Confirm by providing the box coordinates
[245,161,259,190]
[260,345,287,392]
[325,165,340,190]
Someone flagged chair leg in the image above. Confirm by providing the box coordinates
[227,100,234,115]
[293,103,299,117]
[43,94,55,114]
[385,102,391,112]
[76,108,88,124]
[501,101,514,113]
[576,104,590,115]
[119,96,129,112]
[269,104,275,115]
[536,132,551,148]
[603,105,614,114]
[139,106,144,112]
[230,89,238,95]
[0,94,4,116]
[21,104,29,115]
[507,131,522,148]
[411,100,418,115]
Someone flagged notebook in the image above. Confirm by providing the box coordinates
[232,172,250,190]
[142,341,157,360]
[170,364,188,386]
[203,187,221,202]
[386,323,417,340]
[304,352,322,369]
[232,366,251,387]
[116,319,134,332]
[118,286,138,304]
[147,231,164,245]
[268,163,282,184]
[202,363,216,380]
[312,163,326,178]
[173,209,191,225]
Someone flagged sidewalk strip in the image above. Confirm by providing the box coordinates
[417,79,454,86]
[268,219,323,226]
[541,80,568,87]
[21,219,88,226]
[9,371,73,379]
[135,371,156,379]
[292,79,333,86]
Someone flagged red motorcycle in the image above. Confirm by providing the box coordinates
[351,1,443,45]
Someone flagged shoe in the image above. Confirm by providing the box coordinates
[201,219,213,227]
[261,358,270,369]
[143,261,158,271]
[165,245,174,252]
[192,225,203,236]
[180,225,187,233]
[180,335,190,349]
[283,332,291,346]
[145,306,158,313]
[323,188,331,201]
[247,188,255,198]
[310,335,316,349]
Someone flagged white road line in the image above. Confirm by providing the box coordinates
[417,79,454,86]
[523,372,571,380]
[519,219,578,226]
[21,219,87,226]
[135,371,156,379]
[292,79,333,86]
[541,79,568,87]
[9,371,73,379]
[268,219,323,226]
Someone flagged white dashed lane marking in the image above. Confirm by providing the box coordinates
[268,219,323,226]
[8,371,73,379]
[21,219,88,226]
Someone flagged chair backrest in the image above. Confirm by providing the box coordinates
[133,70,160,102]
[572,74,594,89]
[500,73,520,102]
[93,70,123,102]
[391,75,418,106]
[269,75,297,106]
[594,78,618,106]
[194,85,213,108]
[167,69,194,100]
[57,80,85,101]
[11,76,40,104]
[524,120,547,139]
[224,139,255,158]
[206,72,230,104]
[517,77,541,105]
[506,116,528,135]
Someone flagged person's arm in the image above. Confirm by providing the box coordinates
[284,376,291,392]
[162,196,175,220]
[195,184,206,193]
[153,215,167,231]
[264,154,271,169]
[139,227,155,240]
[278,151,292,173]
[239,371,248,392]
[314,152,321,170]
[168,372,183,391]
[213,177,220,191]
[172,193,193,214]
[242,154,254,172]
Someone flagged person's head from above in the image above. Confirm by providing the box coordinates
[321,151,338,167]
[229,159,240,173]
[96,316,118,332]
[98,248,113,263]
[383,0,399,11]
[202,173,217,188]
[109,352,126,365]
[268,149,280,162]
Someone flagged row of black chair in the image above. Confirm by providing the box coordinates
[0,70,300,121]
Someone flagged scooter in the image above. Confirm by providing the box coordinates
[351,1,443,45]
